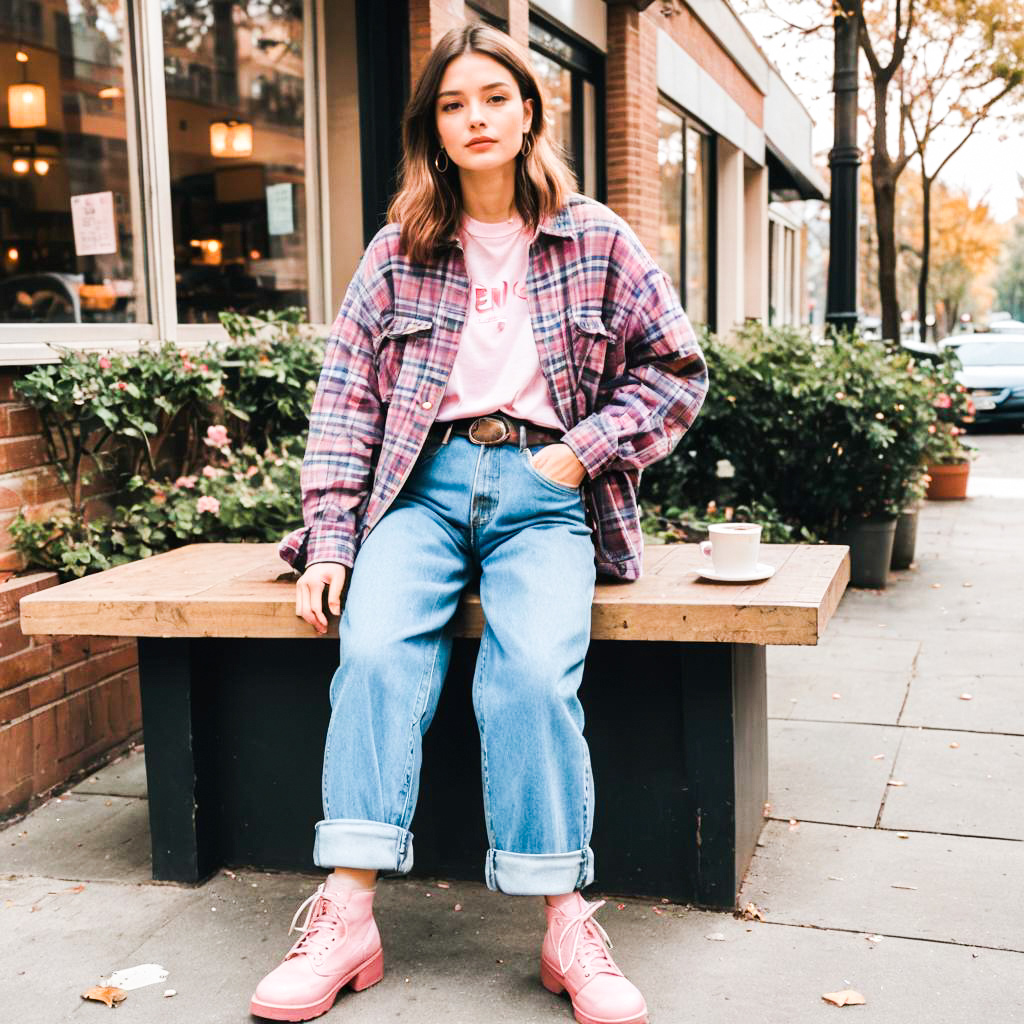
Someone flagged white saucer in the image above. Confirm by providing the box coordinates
[696,562,776,583]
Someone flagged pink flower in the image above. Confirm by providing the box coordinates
[199,363,209,373]
[114,380,127,391]
[196,496,220,515]
[202,465,226,479]
[935,393,952,409]
[179,348,189,359]
[151,491,166,505]
[174,475,197,489]
[183,360,195,372]
[245,465,259,478]
[98,356,111,370]
[205,424,230,448]
[928,424,937,434]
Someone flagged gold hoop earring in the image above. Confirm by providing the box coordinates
[521,135,533,157]
[434,148,449,172]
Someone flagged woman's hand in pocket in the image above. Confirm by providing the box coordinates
[529,443,586,488]
[296,562,348,634]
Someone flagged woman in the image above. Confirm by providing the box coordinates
[251,23,708,1024]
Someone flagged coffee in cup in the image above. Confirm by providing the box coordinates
[699,522,762,576]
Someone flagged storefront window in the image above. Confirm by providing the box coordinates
[0,1,148,324]
[528,18,603,200]
[657,104,683,300]
[657,100,712,326]
[685,125,710,326]
[162,0,308,324]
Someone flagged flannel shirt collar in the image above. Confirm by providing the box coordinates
[533,202,579,242]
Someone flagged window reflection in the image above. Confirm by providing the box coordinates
[0,0,146,324]
[685,125,709,326]
[162,0,308,324]
[657,105,683,300]
[529,49,573,173]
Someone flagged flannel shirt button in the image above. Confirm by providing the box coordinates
[421,400,433,410]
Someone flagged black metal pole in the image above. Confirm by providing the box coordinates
[826,0,860,335]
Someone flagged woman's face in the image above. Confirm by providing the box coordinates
[435,52,533,175]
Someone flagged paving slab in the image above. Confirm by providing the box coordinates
[0,793,151,883]
[880,727,1024,840]
[768,721,901,826]
[768,669,909,725]
[768,636,920,678]
[915,639,1023,681]
[741,820,1024,952]
[0,874,194,1024]
[70,747,147,799]
[900,674,1024,735]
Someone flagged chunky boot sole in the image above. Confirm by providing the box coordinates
[540,959,649,1024]
[250,948,383,1022]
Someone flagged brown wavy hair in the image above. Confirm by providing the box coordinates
[387,24,577,265]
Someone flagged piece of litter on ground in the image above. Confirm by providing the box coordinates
[103,964,169,991]
[66,884,86,894]
[897,833,910,839]
[453,904,462,912]
[651,906,664,915]
[436,881,450,889]
[827,876,844,881]
[705,932,726,941]
[822,989,866,1006]
[224,870,236,879]
[163,990,176,998]
[616,903,626,910]
[739,902,765,922]
[424,892,431,897]
[887,780,906,787]
[81,986,127,1007]
[891,884,918,891]
[872,754,885,760]
[866,934,884,942]
[832,693,841,700]
[962,582,973,588]
[789,819,800,831]
[959,693,973,701]
[949,742,960,749]
[930,583,942,589]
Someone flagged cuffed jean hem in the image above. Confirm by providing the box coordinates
[313,818,414,873]
[484,846,595,895]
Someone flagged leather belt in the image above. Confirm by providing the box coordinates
[428,412,564,448]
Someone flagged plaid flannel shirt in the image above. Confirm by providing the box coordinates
[279,194,708,581]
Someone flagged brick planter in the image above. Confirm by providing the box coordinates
[0,572,141,816]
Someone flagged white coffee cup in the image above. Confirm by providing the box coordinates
[699,522,762,576]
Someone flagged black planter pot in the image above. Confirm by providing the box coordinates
[832,516,898,589]
[890,506,919,571]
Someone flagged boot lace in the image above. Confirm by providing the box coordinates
[555,899,618,979]
[284,884,349,963]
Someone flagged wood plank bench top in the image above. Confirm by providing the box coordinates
[20,542,849,646]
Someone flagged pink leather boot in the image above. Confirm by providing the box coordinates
[541,893,649,1024]
[249,883,382,1022]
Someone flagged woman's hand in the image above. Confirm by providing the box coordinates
[529,443,587,488]
[296,562,348,635]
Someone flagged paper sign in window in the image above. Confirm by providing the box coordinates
[70,191,118,256]
[266,183,294,236]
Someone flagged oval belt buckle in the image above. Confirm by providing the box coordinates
[467,415,511,445]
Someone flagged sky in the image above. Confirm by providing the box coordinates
[739,1,1024,222]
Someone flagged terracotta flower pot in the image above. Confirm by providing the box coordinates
[925,461,969,501]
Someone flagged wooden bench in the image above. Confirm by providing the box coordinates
[20,542,848,909]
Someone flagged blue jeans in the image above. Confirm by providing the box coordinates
[313,433,598,895]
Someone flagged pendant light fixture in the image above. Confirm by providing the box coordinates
[8,51,47,129]
[209,119,253,158]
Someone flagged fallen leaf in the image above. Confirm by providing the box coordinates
[949,742,960,749]
[224,870,236,879]
[762,802,772,817]
[822,989,866,1006]
[651,906,664,915]
[930,583,942,589]
[832,693,842,700]
[66,884,86,894]
[959,694,973,701]
[163,990,176,998]
[104,800,113,807]
[897,833,910,839]
[616,903,626,910]
[423,892,431,898]
[962,582,973,588]
[887,780,906,787]
[453,903,462,912]
[828,876,844,881]
[436,882,450,889]
[740,902,765,922]
[661,898,670,904]
[865,934,884,942]
[789,819,800,831]
[872,754,885,760]
[706,932,726,941]
[891,884,918,891]
[81,986,127,1008]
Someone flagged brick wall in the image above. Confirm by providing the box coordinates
[0,572,140,816]
[0,369,141,818]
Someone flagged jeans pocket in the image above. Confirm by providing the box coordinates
[523,448,582,495]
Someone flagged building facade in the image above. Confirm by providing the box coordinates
[0,0,823,814]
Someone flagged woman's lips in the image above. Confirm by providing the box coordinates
[467,139,496,149]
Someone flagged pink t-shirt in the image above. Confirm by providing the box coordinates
[436,212,563,431]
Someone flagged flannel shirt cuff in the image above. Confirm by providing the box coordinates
[561,418,619,479]
[278,521,357,572]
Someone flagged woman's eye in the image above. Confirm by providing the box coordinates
[489,95,506,103]
[442,102,461,112]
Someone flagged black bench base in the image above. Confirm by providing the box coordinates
[138,636,766,909]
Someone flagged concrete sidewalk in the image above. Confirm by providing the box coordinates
[2,432,1022,1023]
